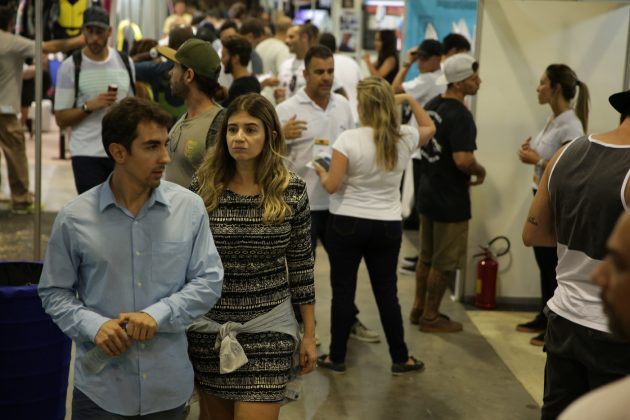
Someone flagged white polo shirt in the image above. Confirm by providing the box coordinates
[276,88,355,210]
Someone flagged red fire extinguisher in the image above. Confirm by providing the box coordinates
[474,236,510,309]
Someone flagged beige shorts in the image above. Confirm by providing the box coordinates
[419,215,468,272]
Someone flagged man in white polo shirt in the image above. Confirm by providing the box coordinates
[276,45,379,343]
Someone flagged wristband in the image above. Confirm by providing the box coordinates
[535,158,545,169]
[82,103,92,114]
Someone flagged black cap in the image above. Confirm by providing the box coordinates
[83,6,109,29]
[609,90,630,115]
[417,39,443,58]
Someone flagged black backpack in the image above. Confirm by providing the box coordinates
[71,49,136,107]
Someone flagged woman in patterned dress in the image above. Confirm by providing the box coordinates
[187,93,316,420]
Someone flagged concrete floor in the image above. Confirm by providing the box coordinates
[1,121,546,419]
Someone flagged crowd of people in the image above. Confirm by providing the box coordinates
[2,2,630,420]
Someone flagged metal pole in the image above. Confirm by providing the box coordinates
[33,0,43,260]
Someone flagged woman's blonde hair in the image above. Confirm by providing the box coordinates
[195,93,291,224]
[357,76,403,171]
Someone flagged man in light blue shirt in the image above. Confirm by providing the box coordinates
[39,97,224,419]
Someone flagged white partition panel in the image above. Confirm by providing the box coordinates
[465,0,630,300]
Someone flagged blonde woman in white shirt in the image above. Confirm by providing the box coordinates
[314,76,435,374]
[517,64,589,346]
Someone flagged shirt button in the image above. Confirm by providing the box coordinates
[134,221,138,225]
[140,343,146,349]
[143,373,148,379]
[137,282,142,288]
[135,250,141,256]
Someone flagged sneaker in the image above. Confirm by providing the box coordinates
[398,264,416,276]
[516,314,547,333]
[530,332,545,346]
[391,356,425,375]
[402,255,419,265]
[11,201,36,215]
[419,316,463,333]
[317,354,346,374]
[350,320,381,343]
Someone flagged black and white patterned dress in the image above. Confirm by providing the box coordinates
[187,173,315,402]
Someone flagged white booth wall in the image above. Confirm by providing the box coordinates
[465,0,630,301]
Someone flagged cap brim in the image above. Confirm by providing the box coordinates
[157,46,180,64]
[435,74,448,85]
[83,22,109,29]
[609,91,630,114]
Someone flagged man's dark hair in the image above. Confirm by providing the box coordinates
[318,33,337,53]
[442,33,471,54]
[218,19,238,36]
[222,34,252,66]
[239,17,265,38]
[305,45,333,69]
[299,23,319,45]
[0,3,17,31]
[102,97,172,159]
[181,64,223,99]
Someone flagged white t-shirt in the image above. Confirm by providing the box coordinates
[330,125,419,220]
[333,53,362,122]
[402,69,444,160]
[255,38,291,75]
[55,47,135,157]
[530,109,584,188]
[276,88,354,211]
[402,69,444,106]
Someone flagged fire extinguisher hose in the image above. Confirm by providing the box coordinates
[487,236,511,258]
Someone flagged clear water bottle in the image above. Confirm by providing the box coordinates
[82,347,111,374]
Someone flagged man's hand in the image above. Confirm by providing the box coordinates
[95,319,131,356]
[469,164,486,186]
[283,115,307,140]
[119,312,157,342]
[299,336,317,374]
[86,91,117,112]
[274,87,287,103]
[261,76,280,88]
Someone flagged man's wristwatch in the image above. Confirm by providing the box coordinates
[82,103,92,114]
[535,158,545,169]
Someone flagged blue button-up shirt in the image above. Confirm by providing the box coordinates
[38,178,223,416]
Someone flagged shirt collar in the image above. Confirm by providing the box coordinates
[295,88,337,111]
[98,173,171,213]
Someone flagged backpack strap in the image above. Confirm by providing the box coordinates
[72,49,82,108]
[71,49,136,108]
[206,107,226,149]
[117,50,136,95]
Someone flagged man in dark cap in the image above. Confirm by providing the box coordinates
[157,38,224,187]
[392,39,446,276]
[54,6,136,194]
[523,89,630,419]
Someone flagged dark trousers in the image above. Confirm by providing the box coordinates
[533,246,558,317]
[541,309,630,420]
[327,214,408,363]
[71,156,114,194]
[72,388,186,420]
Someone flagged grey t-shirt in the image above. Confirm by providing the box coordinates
[0,31,35,115]
[165,105,222,187]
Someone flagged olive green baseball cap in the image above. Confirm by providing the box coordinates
[157,38,221,81]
